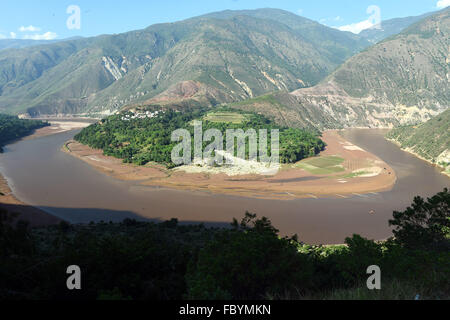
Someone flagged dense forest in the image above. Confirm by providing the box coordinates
[0,114,48,152]
[74,108,325,168]
[1,189,448,300]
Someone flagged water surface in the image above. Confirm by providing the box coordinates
[0,129,448,244]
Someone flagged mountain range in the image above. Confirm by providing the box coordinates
[0,9,370,117]
[0,37,84,51]
[0,39,59,51]
[0,8,448,130]
[233,8,449,129]
[359,11,435,44]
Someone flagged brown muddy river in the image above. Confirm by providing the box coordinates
[0,129,448,244]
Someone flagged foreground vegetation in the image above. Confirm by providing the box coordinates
[1,189,448,300]
[74,108,325,168]
[0,114,48,152]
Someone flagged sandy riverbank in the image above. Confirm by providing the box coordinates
[23,120,92,140]
[64,130,397,200]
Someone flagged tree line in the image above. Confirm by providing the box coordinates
[0,114,48,152]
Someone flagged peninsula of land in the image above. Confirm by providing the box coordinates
[64,130,397,200]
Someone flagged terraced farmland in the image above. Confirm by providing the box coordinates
[203,112,249,124]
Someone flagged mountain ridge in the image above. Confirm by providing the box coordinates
[359,11,436,43]
[0,8,370,117]
[0,7,447,131]
[232,8,449,129]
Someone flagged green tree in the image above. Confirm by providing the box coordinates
[185,212,313,300]
[389,188,450,250]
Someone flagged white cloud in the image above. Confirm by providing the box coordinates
[436,0,450,9]
[19,25,41,32]
[16,25,57,40]
[297,9,303,15]
[10,32,17,39]
[336,19,375,34]
[334,16,342,21]
[23,32,57,40]
[0,34,6,39]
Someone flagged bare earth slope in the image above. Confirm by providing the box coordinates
[234,9,450,130]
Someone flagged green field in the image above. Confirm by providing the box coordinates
[203,112,248,124]
[296,155,345,175]
[338,171,370,179]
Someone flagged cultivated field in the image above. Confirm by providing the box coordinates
[296,156,345,175]
[203,112,248,124]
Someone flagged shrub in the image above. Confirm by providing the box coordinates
[185,213,314,300]
[389,188,450,250]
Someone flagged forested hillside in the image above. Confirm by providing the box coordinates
[0,114,48,152]
[387,109,450,175]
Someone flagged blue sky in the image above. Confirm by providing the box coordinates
[0,0,448,40]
